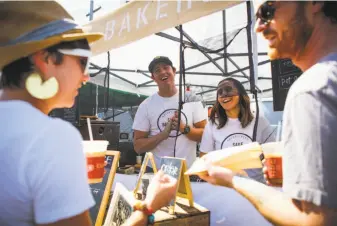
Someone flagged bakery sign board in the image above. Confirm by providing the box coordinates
[85,0,242,55]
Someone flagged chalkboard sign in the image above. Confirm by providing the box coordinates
[49,96,80,125]
[104,183,134,226]
[89,151,120,226]
[134,152,157,196]
[271,59,302,111]
[160,157,193,214]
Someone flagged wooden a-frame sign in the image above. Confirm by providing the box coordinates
[160,157,194,214]
[133,152,158,196]
[89,151,120,226]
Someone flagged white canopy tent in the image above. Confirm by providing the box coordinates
[62,0,274,103]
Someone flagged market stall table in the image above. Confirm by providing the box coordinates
[111,173,273,226]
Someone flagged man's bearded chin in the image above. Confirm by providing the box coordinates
[268,27,313,61]
[268,45,291,60]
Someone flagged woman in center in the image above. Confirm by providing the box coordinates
[200,78,275,183]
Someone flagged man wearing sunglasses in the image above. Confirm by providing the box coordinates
[199,1,337,225]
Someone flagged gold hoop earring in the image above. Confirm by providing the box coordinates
[25,73,59,100]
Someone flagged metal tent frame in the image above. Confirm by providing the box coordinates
[84,0,270,144]
[88,1,272,102]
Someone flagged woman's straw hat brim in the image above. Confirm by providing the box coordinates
[0,31,103,70]
[0,1,104,70]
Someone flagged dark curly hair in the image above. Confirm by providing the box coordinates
[209,78,254,129]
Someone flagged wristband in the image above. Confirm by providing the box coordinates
[133,201,155,224]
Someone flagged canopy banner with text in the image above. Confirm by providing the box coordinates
[86,0,242,55]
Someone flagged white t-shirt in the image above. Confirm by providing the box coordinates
[132,92,207,168]
[0,100,94,226]
[200,115,275,151]
[200,115,275,182]
[281,53,337,208]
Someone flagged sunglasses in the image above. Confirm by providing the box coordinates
[58,48,92,75]
[256,1,276,24]
[217,84,239,98]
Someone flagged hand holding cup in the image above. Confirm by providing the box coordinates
[262,142,283,187]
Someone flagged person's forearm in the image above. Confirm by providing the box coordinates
[232,176,310,226]
[181,127,204,142]
[134,132,167,154]
[122,211,147,226]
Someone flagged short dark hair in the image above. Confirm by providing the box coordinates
[148,56,173,73]
[209,78,254,129]
[322,1,337,23]
[0,39,89,89]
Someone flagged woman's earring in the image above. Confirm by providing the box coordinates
[25,73,59,99]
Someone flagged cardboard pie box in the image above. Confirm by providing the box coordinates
[185,142,263,176]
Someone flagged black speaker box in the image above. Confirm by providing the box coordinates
[77,120,120,150]
[118,141,140,166]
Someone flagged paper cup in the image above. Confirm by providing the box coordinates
[262,142,283,186]
[136,155,142,165]
[83,140,109,184]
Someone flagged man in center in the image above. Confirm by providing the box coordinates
[133,56,207,169]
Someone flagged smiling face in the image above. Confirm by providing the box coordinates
[217,80,240,111]
[151,62,176,88]
[255,1,313,60]
[218,95,240,111]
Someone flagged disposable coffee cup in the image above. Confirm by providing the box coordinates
[83,140,109,184]
[262,142,283,186]
[136,155,142,165]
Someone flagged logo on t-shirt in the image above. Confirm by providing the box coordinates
[157,109,188,137]
[221,133,252,149]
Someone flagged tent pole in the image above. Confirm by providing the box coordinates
[222,10,228,73]
[88,0,99,116]
[175,27,225,75]
[173,24,186,157]
[89,0,94,20]
[246,1,260,143]
[246,1,257,94]
[112,90,115,121]
[87,0,103,117]
[184,59,270,76]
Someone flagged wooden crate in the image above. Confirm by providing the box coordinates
[153,197,210,226]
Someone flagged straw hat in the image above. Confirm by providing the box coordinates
[0,1,103,70]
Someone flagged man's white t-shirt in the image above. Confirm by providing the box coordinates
[132,92,207,168]
[0,100,94,226]
[200,115,275,182]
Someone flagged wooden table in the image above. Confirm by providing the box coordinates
[112,174,274,226]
